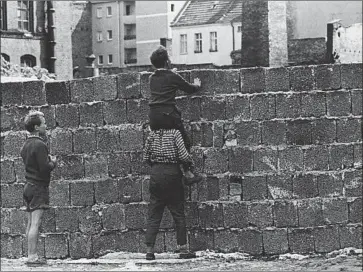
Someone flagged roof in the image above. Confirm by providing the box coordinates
[171,0,242,27]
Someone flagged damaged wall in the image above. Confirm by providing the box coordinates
[1,64,362,259]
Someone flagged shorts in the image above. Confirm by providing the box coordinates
[23,182,50,212]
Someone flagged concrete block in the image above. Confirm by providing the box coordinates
[278,147,303,172]
[125,203,148,229]
[289,66,315,92]
[1,234,23,258]
[84,154,108,179]
[3,131,27,158]
[93,75,117,101]
[69,233,93,259]
[248,202,273,228]
[55,207,79,232]
[70,181,94,206]
[126,99,149,124]
[317,173,343,197]
[103,100,127,125]
[298,199,324,227]
[55,104,80,128]
[339,225,362,249]
[23,80,46,106]
[70,78,94,103]
[1,184,24,208]
[102,203,126,230]
[341,63,362,89]
[1,159,16,184]
[329,144,354,170]
[118,176,143,203]
[235,121,260,145]
[326,91,351,116]
[39,105,56,129]
[198,202,223,228]
[14,157,26,183]
[119,125,144,151]
[49,129,73,155]
[343,170,362,197]
[56,155,84,180]
[45,233,69,259]
[261,120,286,145]
[301,92,326,117]
[226,95,250,121]
[263,228,289,255]
[322,198,348,224]
[78,207,102,234]
[237,229,263,255]
[213,122,224,148]
[348,197,362,223]
[1,82,23,106]
[243,176,268,201]
[228,147,253,173]
[353,144,362,168]
[214,69,240,94]
[140,72,152,99]
[250,94,275,120]
[117,231,140,252]
[351,90,362,116]
[190,70,215,95]
[130,151,150,175]
[223,202,248,228]
[185,201,199,228]
[288,228,315,254]
[49,181,70,206]
[117,73,141,99]
[241,67,266,93]
[276,93,301,118]
[265,67,289,92]
[94,178,119,204]
[108,152,131,177]
[45,80,71,105]
[73,128,96,154]
[214,230,240,253]
[254,148,278,172]
[293,173,318,198]
[314,226,340,253]
[312,118,336,144]
[304,146,329,171]
[189,230,214,251]
[96,127,120,152]
[201,97,226,121]
[336,118,362,143]
[175,96,201,122]
[40,208,56,233]
[273,200,298,227]
[79,102,104,127]
[315,64,341,90]
[204,148,228,174]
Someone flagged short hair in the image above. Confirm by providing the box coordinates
[150,45,169,68]
[24,111,44,132]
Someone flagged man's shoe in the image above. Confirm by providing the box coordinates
[179,251,197,259]
[146,253,155,260]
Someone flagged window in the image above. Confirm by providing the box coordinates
[171,4,174,12]
[1,53,10,62]
[97,31,103,42]
[96,7,102,18]
[125,48,137,64]
[107,6,112,16]
[194,33,202,53]
[17,1,33,32]
[108,54,113,64]
[125,5,131,15]
[210,31,217,52]
[107,30,112,40]
[237,26,242,32]
[180,34,187,54]
[0,1,7,30]
[20,54,36,67]
[98,55,103,65]
[124,24,136,40]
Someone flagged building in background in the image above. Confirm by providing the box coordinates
[91,0,185,68]
[170,0,242,66]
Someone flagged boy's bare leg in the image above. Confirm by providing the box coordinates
[26,212,32,241]
[27,209,44,260]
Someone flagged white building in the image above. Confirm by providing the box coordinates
[170,0,241,66]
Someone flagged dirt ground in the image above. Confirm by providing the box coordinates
[1,248,362,271]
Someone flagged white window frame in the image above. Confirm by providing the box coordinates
[97,31,103,42]
[210,31,217,52]
[194,33,202,53]
[180,34,187,54]
[17,1,31,31]
[98,55,104,65]
[107,30,113,40]
[107,6,112,17]
[108,54,113,64]
[96,7,102,18]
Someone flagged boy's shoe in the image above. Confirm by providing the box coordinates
[179,251,197,259]
[146,253,155,260]
[183,175,203,186]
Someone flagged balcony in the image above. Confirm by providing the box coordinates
[124,34,136,40]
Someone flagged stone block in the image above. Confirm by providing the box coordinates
[275,93,301,118]
[45,233,69,259]
[265,67,289,92]
[108,152,131,177]
[226,95,250,121]
[293,173,318,198]
[228,147,253,173]
[1,234,23,258]
[261,120,286,145]
[55,207,79,232]
[117,73,141,99]
[235,121,260,145]
[49,129,73,155]
[289,66,315,92]
[14,157,25,183]
[94,178,119,204]
[130,151,149,175]
[304,146,329,171]
[40,208,56,233]
[341,63,362,89]
[117,231,141,252]
[39,105,56,129]
[189,230,214,251]
[1,184,24,208]
[198,203,224,228]
[70,78,94,103]
[343,170,362,197]
[3,131,27,158]
[126,99,149,124]
[73,128,96,154]
[78,207,102,234]
[273,200,298,227]
[213,122,224,148]
[118,125,144,151]
[125,203,148,229]
[326,91,351,116]
[288,228,314,254]
[250,94,275,120]
[240,67,266,93]
[354,144,362,168]
[45,80,71,105]
[297,199,324,227]
[69,233,93,259]
[201,97,226,121]
[348,197,362,223]
[84,154,108,179]
[23,80,46,106]
[336,118,361,143]
[339,225,362,249]
[70,181,94,206]
[315,64,341,90]
[1,82,23,106]
[204,148,228,174]
[301,92,326,117]
[140,72,152,99]
[317,173,343,197]
[278,147,303,172]
[329,144,354,170]
[312,118,336,144]
[314,226,340,253]
[49,181,70,206]
[237,229,263,255]
[263,228,289,255]
[223,202,248,228]
[103,100,127,125]
[267,174,294,199]
[185,201,199,228]
[96,127,120,152]
[214,230,240,253]
[214,69,240,94]
[254,148,278,172]
[322,198,348,224]
[243,175,268,201]
[118,176,143,203]
[1,159,16,184]
[190,69,215,95]
[351,90,362,116]
[102,203,126,230]
[248,202,273,228]
[55,155,84,180]
[55,104,80,128]
[175,96,201,122]
[79,102,104,127]
[93,75,117,101]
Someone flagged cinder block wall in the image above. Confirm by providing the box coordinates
[1,64,362,259]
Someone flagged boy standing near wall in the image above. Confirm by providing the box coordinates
[21,111,57,265]
[148,45,202,185]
